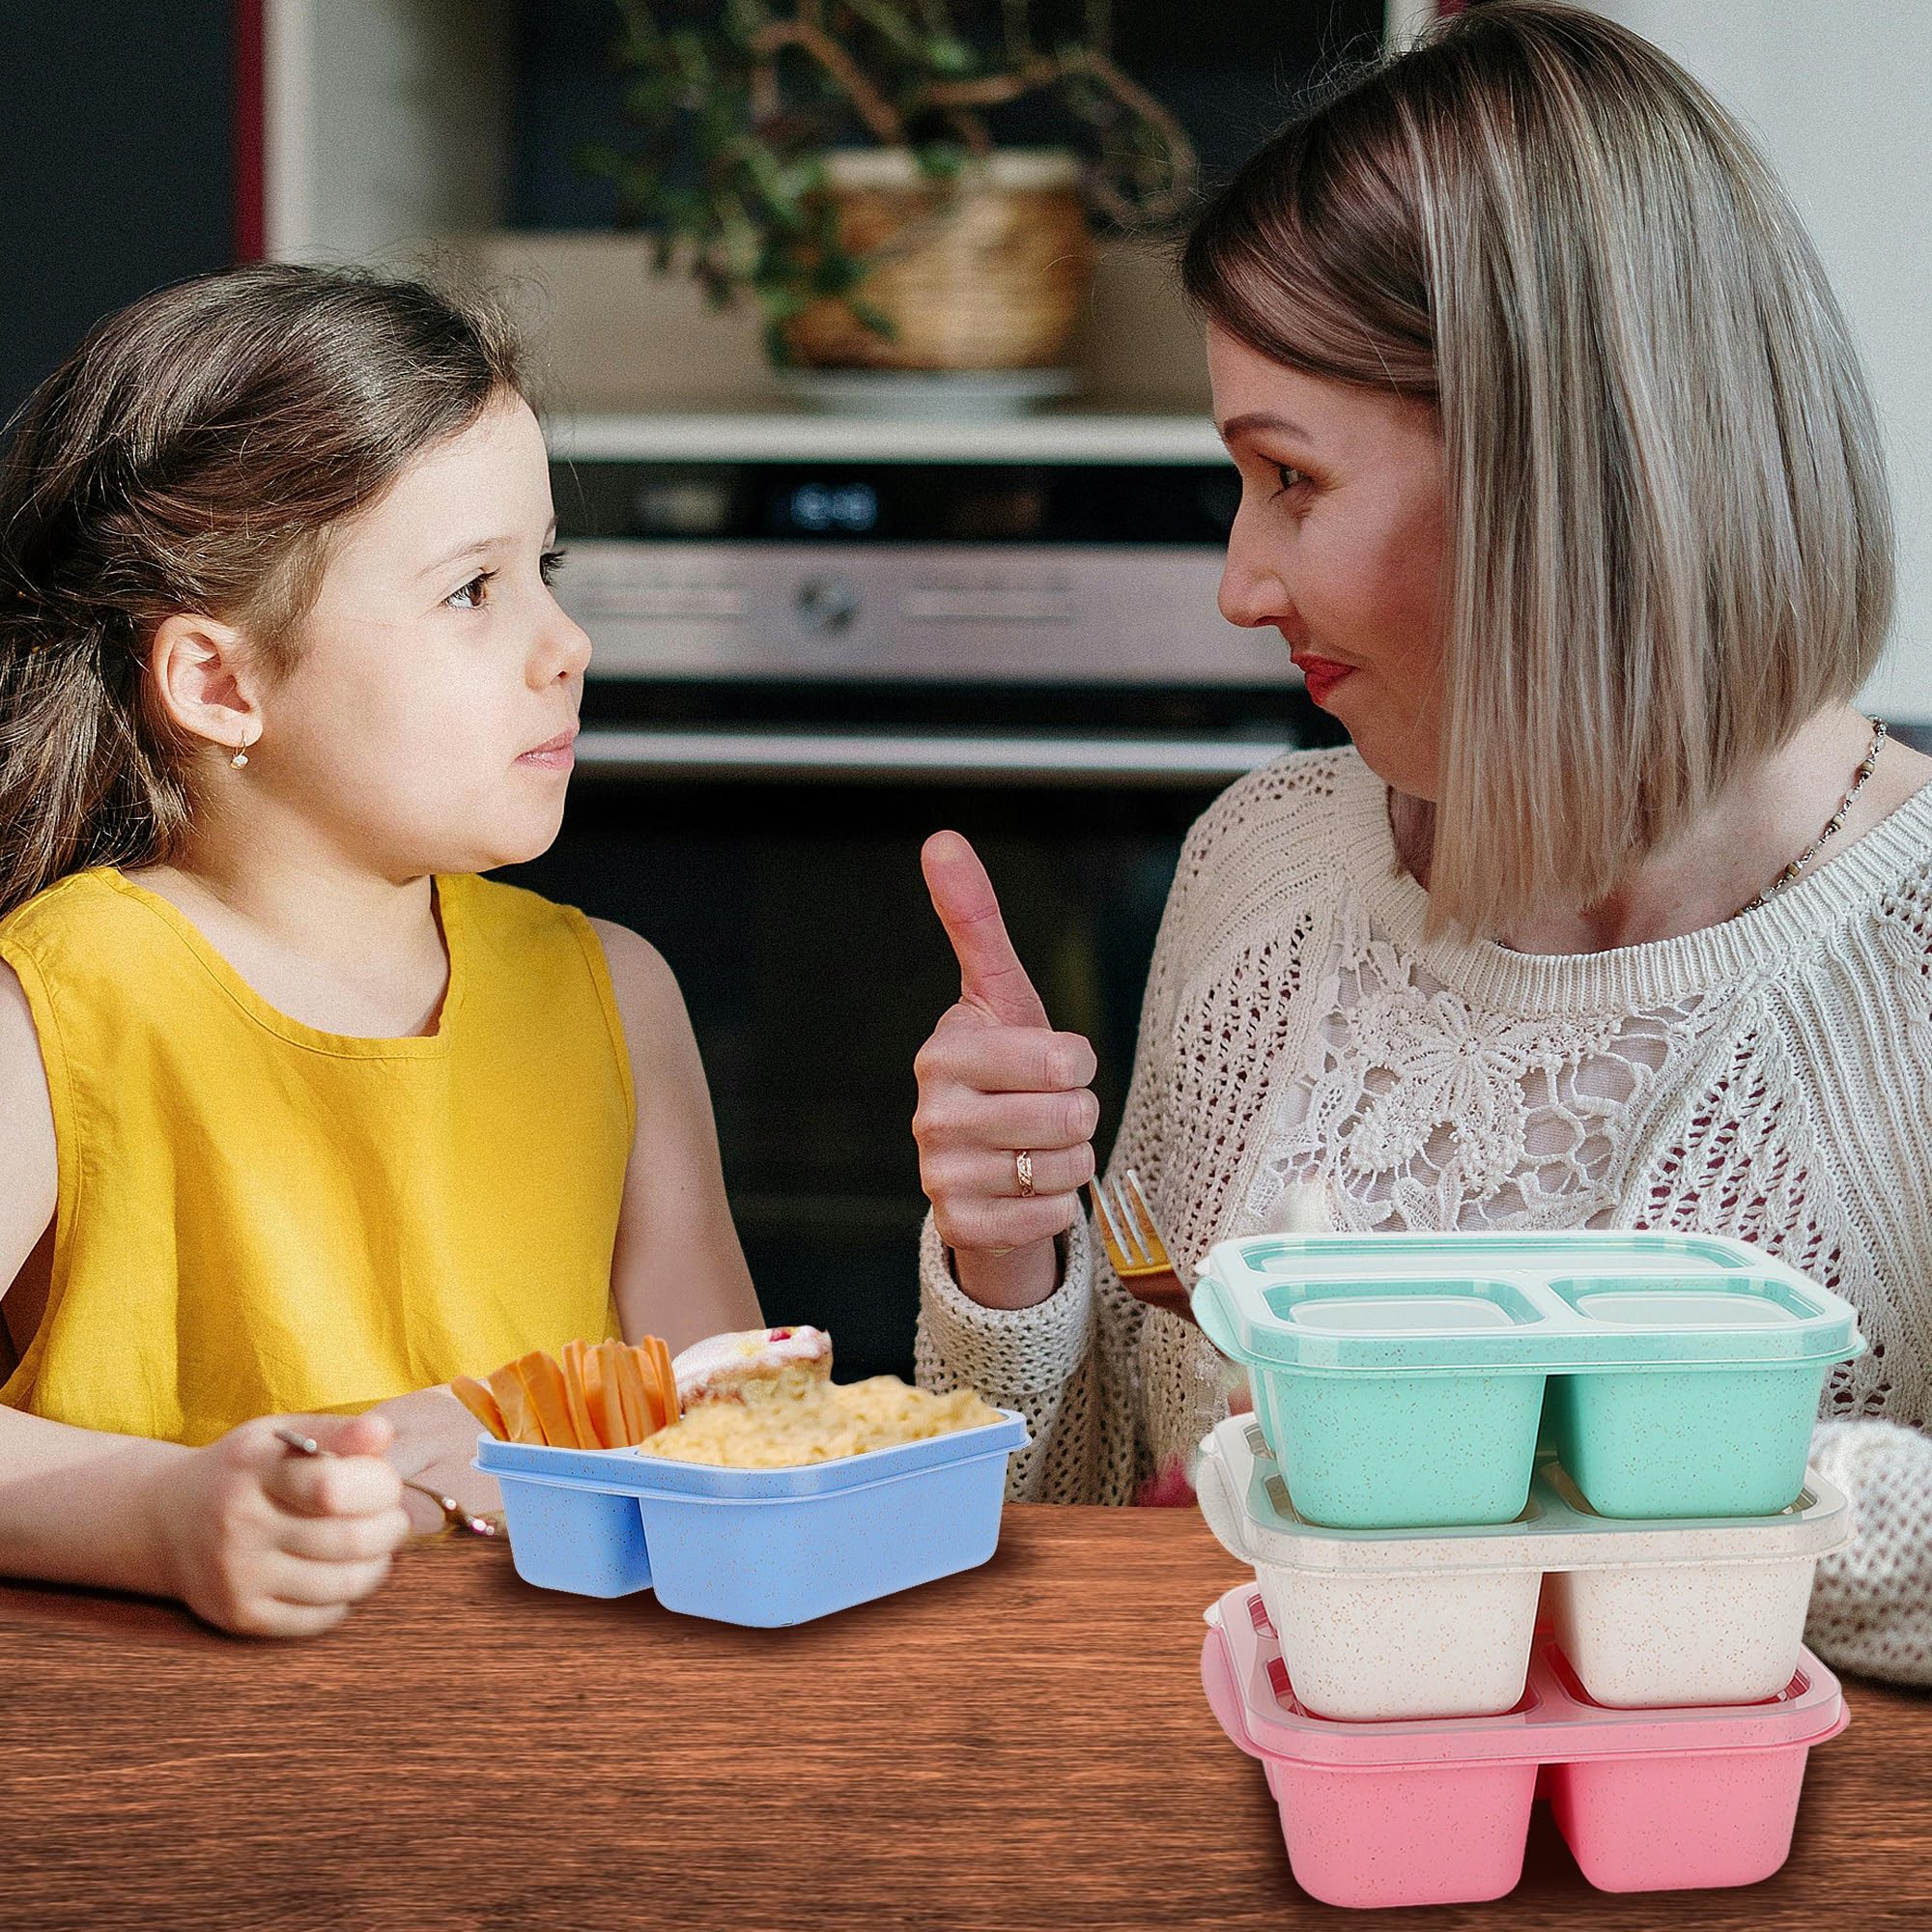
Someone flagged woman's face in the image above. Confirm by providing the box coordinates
[1208,324,1449,799]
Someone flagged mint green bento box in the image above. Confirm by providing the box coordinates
[1191,1232,1861,1530]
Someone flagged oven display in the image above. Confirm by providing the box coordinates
[787,481,879,533]
[561,461,1238,548]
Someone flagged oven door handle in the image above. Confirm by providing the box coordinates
[572,725,1292,786]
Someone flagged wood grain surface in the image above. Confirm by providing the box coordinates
[1,1504,1925,1932]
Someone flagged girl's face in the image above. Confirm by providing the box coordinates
[1207,324,1449,800]
[260,394,591,875]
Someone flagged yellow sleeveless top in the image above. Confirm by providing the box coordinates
[0,868,633,1445]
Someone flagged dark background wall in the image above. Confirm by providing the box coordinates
[0,0,238,429]
[509,0,1385,227]
[0,1,1382,425]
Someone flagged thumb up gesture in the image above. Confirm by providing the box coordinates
[913,832,1099,1311]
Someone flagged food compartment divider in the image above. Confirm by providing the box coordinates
[1201,1583,1848,1910]
[475,1410,1026,1624]
[1195,1416,1847,1717]
[1195,1231,1860,1524]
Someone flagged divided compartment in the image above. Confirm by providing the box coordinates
[1549,1272,1820,1329]
[1537,1646,1827,1893]
[1264,1757,1538,1910]
[494,1471,652,1599]
[1543,1548,1824,1710]
[1196,1231,1861,1530]
[1193,1416,1847,1719]
[1200,1584,1849,1910]
[1198,1265,1548,1530]
[1544,1358,1830,1519]
[1543,1273,1832,1517]
[1266,1274,1548,1335]
[1252,1363,1546,1531]
[476,1410,1028,1626]
[1256,1559,1542,1722]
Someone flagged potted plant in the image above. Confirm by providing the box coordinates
[579,1,1200,401]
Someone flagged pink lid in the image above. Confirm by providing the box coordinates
[1203,1584,1849,1770]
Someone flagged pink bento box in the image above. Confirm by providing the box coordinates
[1202,1583,1848,1910]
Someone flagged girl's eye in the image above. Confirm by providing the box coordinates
[444,549,567,610]
[1271,464,1310,499]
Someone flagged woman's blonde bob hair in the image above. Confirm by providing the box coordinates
[1181,0,1893,936]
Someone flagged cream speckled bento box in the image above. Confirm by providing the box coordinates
[1196,1413,1849,1720]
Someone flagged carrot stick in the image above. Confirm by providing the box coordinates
[450,1375,509,1440]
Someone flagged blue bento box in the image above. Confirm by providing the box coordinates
[474,1409,1028,1627]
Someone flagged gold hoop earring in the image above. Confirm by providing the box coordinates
[230,731,256,770]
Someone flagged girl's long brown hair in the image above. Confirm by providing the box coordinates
[1181,0,1892,935]
[0,262,527,921]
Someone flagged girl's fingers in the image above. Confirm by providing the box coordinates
[258,1548,397,1608]
[278,1506,413,1564]
[262,1447,405,1520]
[239,1599,357,1640]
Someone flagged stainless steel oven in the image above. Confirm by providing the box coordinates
[501,413,1339,1378]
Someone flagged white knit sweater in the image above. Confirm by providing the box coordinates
[917,747,1932,1684]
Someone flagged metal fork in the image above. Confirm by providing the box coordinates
[1090,1167,1197,1324]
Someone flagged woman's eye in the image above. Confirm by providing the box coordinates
[539,547,567,584]
[446,571,493,611]
[1271,464,1310,499]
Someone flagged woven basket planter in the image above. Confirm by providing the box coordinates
[780,148,1095,372]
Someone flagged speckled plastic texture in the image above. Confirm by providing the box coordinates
[1202,1584,1849,1910]
[475,1411,1027,1625]
[1192,1230,1862,1527]
[1196,1416,1849,1719]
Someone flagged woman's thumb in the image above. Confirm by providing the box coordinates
[922,830,1050,1028]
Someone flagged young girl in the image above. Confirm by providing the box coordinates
[0,262,762,1636]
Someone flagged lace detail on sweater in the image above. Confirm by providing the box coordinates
[1251,902,1726,1235]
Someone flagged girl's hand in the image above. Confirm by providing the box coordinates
[146,1411,411,1638]
[915,832,1099,1312]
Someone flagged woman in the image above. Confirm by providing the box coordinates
[910,0,1932,1683]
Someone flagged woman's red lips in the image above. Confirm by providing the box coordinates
[518,726,579,768]
[1293,654,1357,706]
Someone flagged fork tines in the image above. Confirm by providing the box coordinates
[1090,1168,1173,1276]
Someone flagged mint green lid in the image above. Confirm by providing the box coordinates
[1192,1230,1862,1375]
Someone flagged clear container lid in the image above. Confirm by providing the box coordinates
[1193,1230,1862,1375]
[1204,1583,1849,1769]
[474,1410,1027,1499]
[1196,1415,1850,1577]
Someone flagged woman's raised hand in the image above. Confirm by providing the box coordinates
[915,831,1099,1310]
[148,1410,412,1637]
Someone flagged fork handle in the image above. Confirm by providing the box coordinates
[1122,1268,1200,1327]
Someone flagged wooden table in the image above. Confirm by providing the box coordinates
[2,1505,1925,1931]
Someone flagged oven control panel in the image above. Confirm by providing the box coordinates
[555,540,1291,686]
[551,454,1291,688]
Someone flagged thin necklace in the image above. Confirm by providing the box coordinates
[1488,716,1890,952]
[1733,717,1889,919]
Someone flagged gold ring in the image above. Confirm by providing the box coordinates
[1015,1150,1036,1198]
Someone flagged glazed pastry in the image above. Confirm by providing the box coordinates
[671,1325,834,1409]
